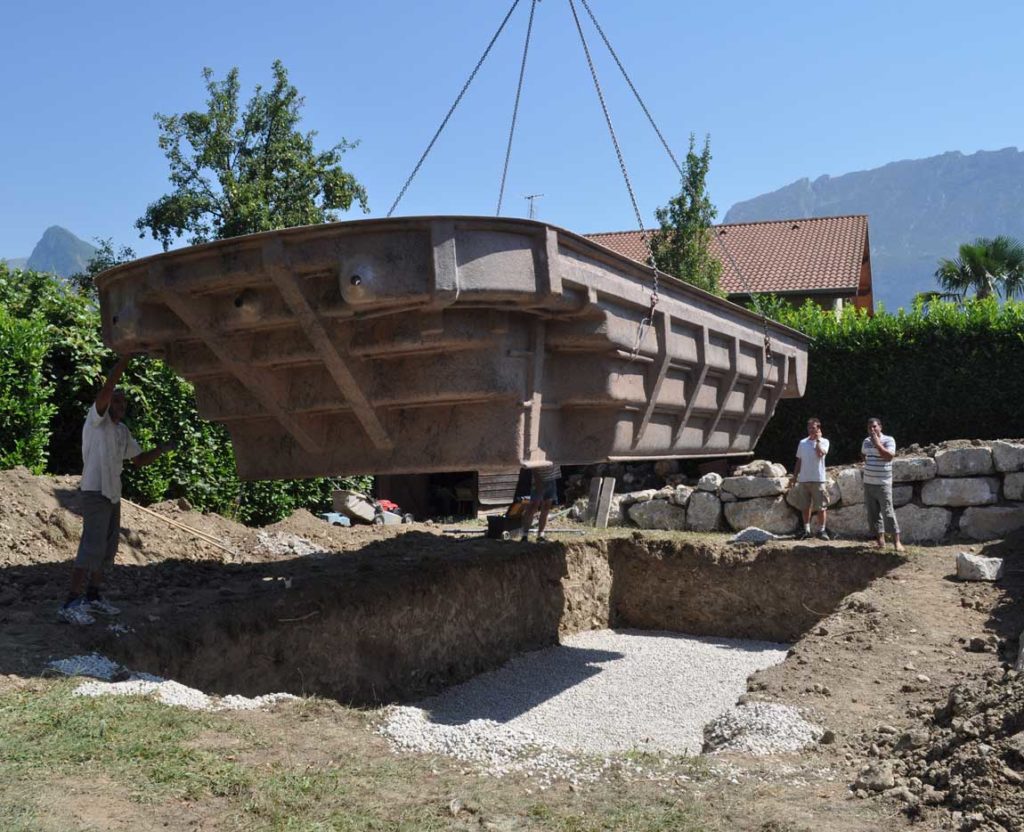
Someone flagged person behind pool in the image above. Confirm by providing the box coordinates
[519,463,561,543]
[58,355,177,626]
[791,417,831,540]
[862,416,904,552]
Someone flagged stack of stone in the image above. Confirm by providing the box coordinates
[572,439,1024,542]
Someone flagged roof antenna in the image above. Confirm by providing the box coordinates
[523,193,544,219]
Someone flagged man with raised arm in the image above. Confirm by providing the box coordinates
[862,416,904,551]
[58,355,177,626]
[792,417,831,540]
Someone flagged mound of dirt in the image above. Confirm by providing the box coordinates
[859,668,1024,831]
[0,467,425,569]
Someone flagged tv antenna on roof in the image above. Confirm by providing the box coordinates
[524,193,544,219]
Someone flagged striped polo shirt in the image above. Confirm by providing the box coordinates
[862,434,896,485]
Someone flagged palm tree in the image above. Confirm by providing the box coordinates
[934,236,1024,301]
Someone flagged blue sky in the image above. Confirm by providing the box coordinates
[2,0,1021,258]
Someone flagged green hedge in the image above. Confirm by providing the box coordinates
[0,264,370,524]
[753,298,1024,465]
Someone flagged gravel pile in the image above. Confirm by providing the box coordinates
[703,702,824,754]
[379,629,790,779]
[49,653,297,712]
[254,530,325,557]
[729,527,780,544]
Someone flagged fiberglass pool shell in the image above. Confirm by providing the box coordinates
[95,216,809,479]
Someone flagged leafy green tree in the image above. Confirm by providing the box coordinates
[136,60,369,249]
[934,235,1024,301]
[650,134,723,294]
[68,239,136,297]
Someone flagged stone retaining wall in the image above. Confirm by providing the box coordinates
[573,440,1024,543]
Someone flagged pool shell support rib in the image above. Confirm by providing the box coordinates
[95,216,810,479]
[99,537,902,706]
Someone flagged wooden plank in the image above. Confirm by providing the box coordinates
[147,264,323,454]
[262,239,393,451]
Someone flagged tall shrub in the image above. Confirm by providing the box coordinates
[754,298,1024,464]
[0,307,56,472]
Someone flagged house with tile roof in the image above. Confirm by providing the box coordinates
[587,214,874,313]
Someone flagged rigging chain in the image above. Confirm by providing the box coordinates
[497,0,538,216]
[387,0,523,218]
[567,0,660,360]
[577,0,772,363]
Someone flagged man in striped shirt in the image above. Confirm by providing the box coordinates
[862,417,904,551]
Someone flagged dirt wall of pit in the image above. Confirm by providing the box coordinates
[103,536,900,704]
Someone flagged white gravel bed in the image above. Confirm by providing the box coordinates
[48,653,297,712]
[379,629,791,778]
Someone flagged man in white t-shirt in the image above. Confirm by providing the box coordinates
[791,417,831,540]
[861,416,904,551]
[58,355,176,626]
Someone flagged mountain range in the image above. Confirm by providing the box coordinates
[1,226,96,278]
[725,147,1024,310]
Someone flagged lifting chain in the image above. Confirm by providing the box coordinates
[567,0,660,361]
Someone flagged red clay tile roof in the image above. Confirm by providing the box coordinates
[586,215,869,295]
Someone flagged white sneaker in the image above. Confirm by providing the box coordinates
[57,599,95,626]
[88,596,121,617]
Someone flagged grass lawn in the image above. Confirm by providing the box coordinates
[0,680,715,832]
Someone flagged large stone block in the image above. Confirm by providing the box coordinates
[992,440,1024,473]
[732,459,787,478]
[934,447,995,477]
[921,477,999,507]
[895,504,952,543]
[892,485,914,507]
[955,551,1004,581]
[892,457,937,483]
[720,476,786,499]
[724,496,799,535]
[960,506,1024,541]
[826,505,872,538]
[697,472,722,492]
[686,491,723,531]
[670,485,695,507]
[836,467,864,505]
[628,499,688,530]
[1004,472,1024,501]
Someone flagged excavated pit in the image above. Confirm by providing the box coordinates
[101,534,902,705]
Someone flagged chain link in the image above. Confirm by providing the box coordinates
[567,0,660,360]
[387,0,523,218]
[575,0,772,364]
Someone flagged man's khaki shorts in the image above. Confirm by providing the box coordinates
[791,481,830,512]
